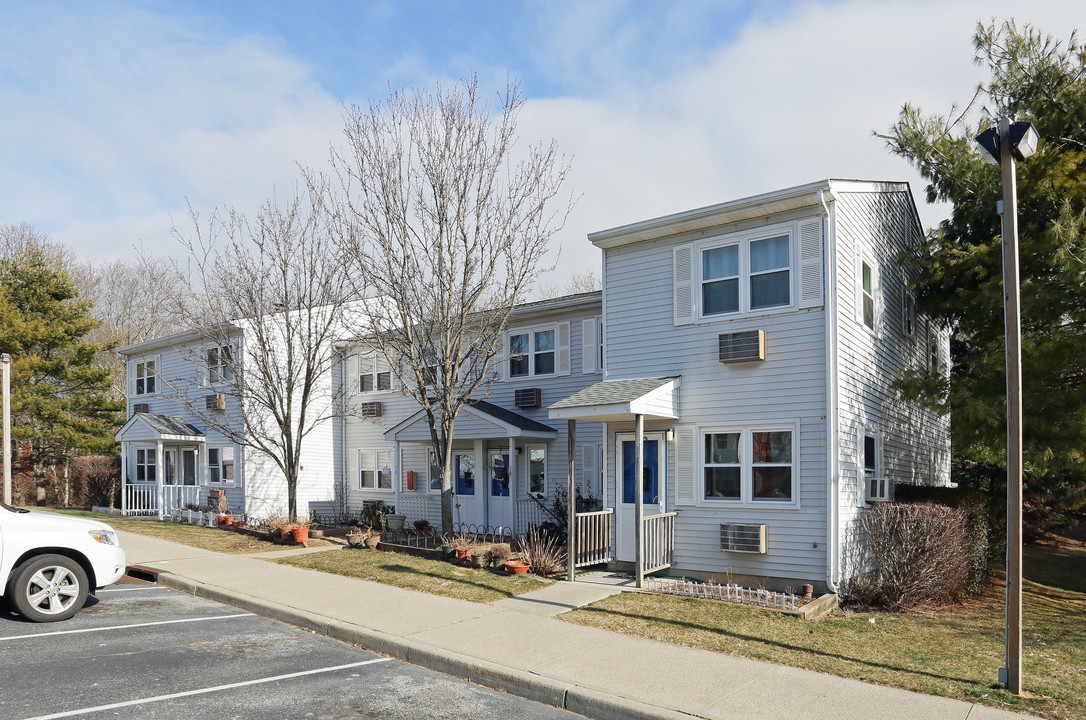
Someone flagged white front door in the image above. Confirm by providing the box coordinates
[486,450,513,533]
[615,432,666,562]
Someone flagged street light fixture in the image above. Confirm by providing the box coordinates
[974,117,1040,696]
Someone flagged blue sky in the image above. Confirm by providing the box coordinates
[1,0,1083,285]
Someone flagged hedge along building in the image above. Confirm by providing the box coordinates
[548,180,951,591]
[336,291,606,534]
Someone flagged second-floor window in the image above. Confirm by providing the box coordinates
[700,230,793,318]
[861,259,876,330]
[207,346,233,383]
[360,356,391,392]
[135,360,156,395]
[508,327,555,378]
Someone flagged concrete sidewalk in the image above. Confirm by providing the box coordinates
[118,531,1029,720]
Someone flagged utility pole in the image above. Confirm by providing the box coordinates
[2,353,11,505]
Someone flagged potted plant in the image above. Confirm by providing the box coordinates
[364,528,381,549]
[504,560,530,575]
[487,543,512,569]
[412,518,433,536]
[385,506,406,531]
[346,528,365,548]
[469,545,489,568]
[290,520,311,544]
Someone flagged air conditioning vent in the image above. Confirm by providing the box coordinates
[514,388,542,409]
[205,394,226,411]
[718,330,766,363]
[133,403,150,414]
[359,401,382,418]
[720,523,767,553]
[866,476,892,503]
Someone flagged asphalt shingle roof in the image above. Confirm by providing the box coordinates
[136,413,204,437]
[548,377,678,410]
[466,399,555,433]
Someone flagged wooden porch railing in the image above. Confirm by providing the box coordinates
[640,511,677,575]
[573,508,614,568]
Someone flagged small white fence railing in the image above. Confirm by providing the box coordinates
[573,508,614,568]
[514,497,555,535]
[641,511,677,575]
[643,577,799,611]
[122,484,200,518]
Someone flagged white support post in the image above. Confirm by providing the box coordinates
[567,419,576,583]
[2,353,10,506]
[120,441,128,515]
[508,436,518,534]
[634,413,645,588]
[156,439,164,520]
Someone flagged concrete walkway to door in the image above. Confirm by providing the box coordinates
[120,531,1032,720]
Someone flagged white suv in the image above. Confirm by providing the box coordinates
[1,502,127,622]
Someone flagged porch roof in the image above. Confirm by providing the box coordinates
[116,413,206,443]
[385,399,558,442]
[547,376,680,423]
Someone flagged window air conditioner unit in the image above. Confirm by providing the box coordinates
[866,477,892,503]
[205,394,226,411]
[514,388,542,409]
[718,330,766,363]
[359,401,382,418]
[133,403,150,414]
[720,523,767,554]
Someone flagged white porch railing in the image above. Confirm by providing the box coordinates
[515,496,556,535]
[573,508,614,568]
[123,484,200,518]
[641,511,677,575]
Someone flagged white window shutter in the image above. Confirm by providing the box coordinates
[581,443,596,495]
[873,262,882,331]
[557,321,571,376]
[798,218,824,308]
[126,360,135,399]
[673,243,695,325]
[674,425,696,505]
[349,448,360,489]
[581,319,597,374]
[348,355,359,393]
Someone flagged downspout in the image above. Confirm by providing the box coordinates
[820,188,841,593]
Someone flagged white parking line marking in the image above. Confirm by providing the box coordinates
[94,586,169,593]
[21,658,393,719]
[0,613,253,642]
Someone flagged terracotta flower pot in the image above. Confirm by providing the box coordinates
[455,546,471,561]
[504,560,530,575]
[290,526,310,543]
[218,515,230,526]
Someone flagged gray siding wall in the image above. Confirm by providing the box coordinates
[830,187,952,581]
[602,210,829,585]
[341,300,605,528]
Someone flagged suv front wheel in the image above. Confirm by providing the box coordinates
[8,554,90,622]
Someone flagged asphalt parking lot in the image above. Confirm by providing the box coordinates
[1,578,585,720]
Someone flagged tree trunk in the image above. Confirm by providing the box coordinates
[287,468,299,523]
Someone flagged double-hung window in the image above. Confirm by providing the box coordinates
[528,444,546,495]
[701,427,795,504]
[359,449,393,490]
[359,355,391,392]
[508,327,555,378]
[135,360,156,395]
[207,346,233,383]
[859,254,878,332]
[699,230,793,318]
[207,446,235,484]
[135,448,156,481]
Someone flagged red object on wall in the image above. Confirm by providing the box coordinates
[406,470,416,491]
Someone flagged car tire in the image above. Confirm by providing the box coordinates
[8,554,89,623]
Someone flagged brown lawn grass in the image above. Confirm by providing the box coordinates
[561,544,1086,720]
[278,547,549,603]
[37,507,292,554]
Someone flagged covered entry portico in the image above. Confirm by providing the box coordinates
[385,400,558,534]
[116,413,205,518]
[549,377,680,587]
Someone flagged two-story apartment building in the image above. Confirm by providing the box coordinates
[337,292,605,535]
[548,179,949,592]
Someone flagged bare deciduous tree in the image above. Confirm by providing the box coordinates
[326,76,572,532]
[535,268,602,300]
[172,183,354,521]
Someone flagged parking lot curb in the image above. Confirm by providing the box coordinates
[153,572,696,720]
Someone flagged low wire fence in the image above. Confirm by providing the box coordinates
[643,577,800,611]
